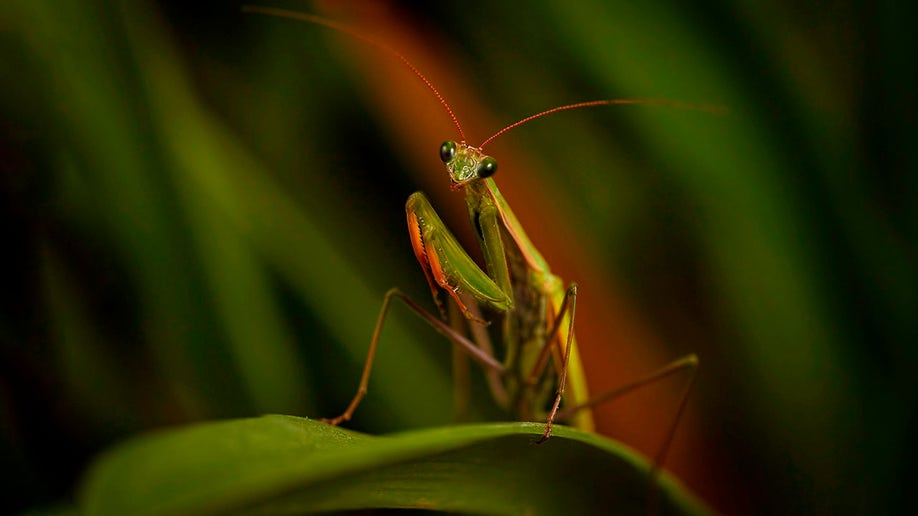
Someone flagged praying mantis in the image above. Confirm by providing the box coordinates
[243,5,702,478]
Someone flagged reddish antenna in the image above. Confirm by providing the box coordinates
[242,5,468,142]
[479,98,725,151]
[244,6,724,152]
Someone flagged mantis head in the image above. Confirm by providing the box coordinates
[439,141,498,189]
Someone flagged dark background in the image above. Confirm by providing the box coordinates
[1,0,915,514]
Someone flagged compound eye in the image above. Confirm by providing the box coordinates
[478,156,498,178]
[439,141,457,163]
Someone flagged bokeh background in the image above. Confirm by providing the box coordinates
[1,0,914,514]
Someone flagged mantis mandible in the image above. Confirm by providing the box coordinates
[244,5,702,478]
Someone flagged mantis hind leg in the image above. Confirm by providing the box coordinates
[556,353,699,514]
[526,283,699,509]
[555,354,699,475]
[322,288,506,426]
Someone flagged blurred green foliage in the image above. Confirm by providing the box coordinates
[0,0,914,514]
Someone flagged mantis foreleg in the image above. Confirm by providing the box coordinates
[326,191,516,425]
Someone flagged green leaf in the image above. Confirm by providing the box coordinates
[79,415,709,515]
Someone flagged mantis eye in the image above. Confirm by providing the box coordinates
[478,156,498,178]
[439,141,457,163]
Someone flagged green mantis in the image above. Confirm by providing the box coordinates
[244,5,701,475]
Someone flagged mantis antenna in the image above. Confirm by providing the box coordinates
[242,5,468,142]
[243,5,724,150]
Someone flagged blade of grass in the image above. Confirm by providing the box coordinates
[79,415,710,515]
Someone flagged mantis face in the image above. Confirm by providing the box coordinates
[439,141,498,189]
